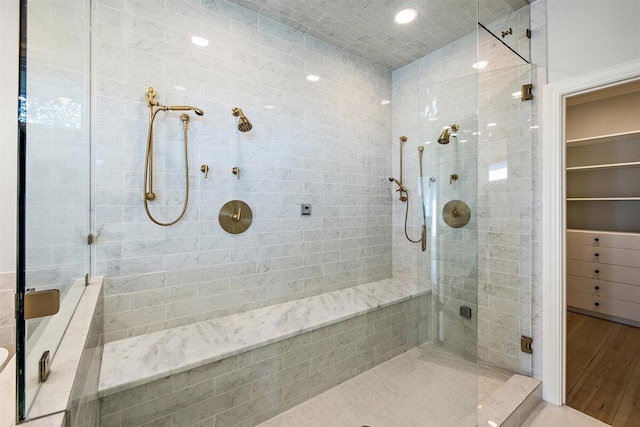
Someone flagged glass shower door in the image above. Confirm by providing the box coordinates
[416,71,480,425]
[16,0,92,420]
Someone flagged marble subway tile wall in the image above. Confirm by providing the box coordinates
[0,272,15,360]
[94,0,393,342]
[25,0,91,290]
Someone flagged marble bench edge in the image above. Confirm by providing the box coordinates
[98,278,429,398]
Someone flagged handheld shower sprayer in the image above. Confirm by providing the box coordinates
[232,107,252,132]
[143,87,204,226]
[388,176,407,193]
[145,87,205,116]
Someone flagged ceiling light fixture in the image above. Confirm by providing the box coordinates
[395,8,417,24]
[306,74,320,82]
[472,60,488,69]
[191,35,209,47]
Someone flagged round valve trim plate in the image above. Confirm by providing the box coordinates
[219,200,252,234]
[442,200,471,228]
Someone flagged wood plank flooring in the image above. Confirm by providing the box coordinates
[567,311,640,426]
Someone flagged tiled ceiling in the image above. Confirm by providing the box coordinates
[225,0,530,70]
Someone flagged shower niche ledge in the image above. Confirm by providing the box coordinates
[98,278,429,426]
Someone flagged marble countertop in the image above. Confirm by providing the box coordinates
[99,278,427,398]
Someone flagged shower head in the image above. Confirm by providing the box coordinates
[166,105,204,116]
[437,124,459,145]
[232,107,252,132]
[388,176,407,192]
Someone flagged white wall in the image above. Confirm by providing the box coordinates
[0,0,19,274]
[547,0,640,82]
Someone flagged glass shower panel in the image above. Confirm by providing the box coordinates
[479,1,531,64]
[477,59,533,376]
[18,0,92,418]
[416,72,479,426]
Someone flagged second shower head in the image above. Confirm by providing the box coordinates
[438,124,459,145]
[232,107,252,132]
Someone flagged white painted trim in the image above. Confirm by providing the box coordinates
[542,59,640,406]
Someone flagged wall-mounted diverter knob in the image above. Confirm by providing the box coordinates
[219,200,252,234]
[442,200,471,228]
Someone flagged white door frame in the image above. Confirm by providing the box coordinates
[542,58,640,406]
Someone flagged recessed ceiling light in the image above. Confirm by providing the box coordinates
[395,8,417,24]
[191,35,209,47]
[380,99,391,105]
[174,85,186,91]
[487,122,497,127]
[58,97,72,103]
[306,74,320,82]
[264,105,274,109]
[472,60,488,69]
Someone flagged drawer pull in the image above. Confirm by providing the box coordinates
[595,302,600,307]
[594,238,600,242]
[595,269,600,273]
[595,253,599,257]
[595,286,600,290]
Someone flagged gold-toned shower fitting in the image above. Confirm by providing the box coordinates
[437,124,459,145]
[396,135,408,202]
[144,87,204,226]
[390,136,426,252]
[232,107,253,132]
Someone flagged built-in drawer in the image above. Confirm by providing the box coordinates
[567,275,640,304]
[567,290,640,323]
[567,230,640,250]
[567,244,640,268]
[567,260,640,286]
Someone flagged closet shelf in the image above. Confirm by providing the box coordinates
[566,130,640,147]
[567,161,640,171]
[567,197,640,201]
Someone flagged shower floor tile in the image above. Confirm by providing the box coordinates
[258,348,510,427]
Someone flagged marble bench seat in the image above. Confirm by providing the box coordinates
[98,277,425,399]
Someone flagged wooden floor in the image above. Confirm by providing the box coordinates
[566,311,640,426]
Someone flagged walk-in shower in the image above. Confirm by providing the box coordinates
[8,0,540,424]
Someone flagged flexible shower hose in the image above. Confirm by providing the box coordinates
[143,110,190,226]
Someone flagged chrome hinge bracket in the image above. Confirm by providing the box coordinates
[521,84,533,101]
[521,335,533,354]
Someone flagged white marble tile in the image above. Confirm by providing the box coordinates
[98,278,423,397]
